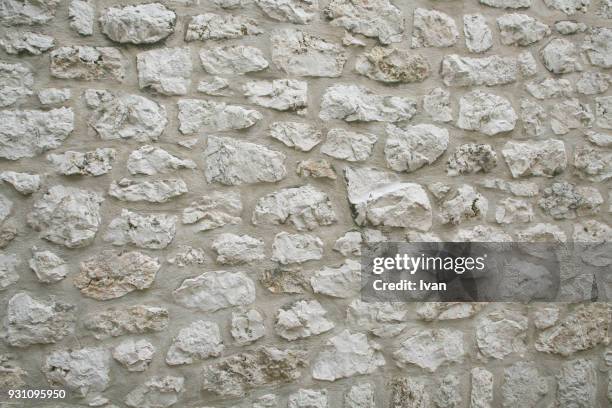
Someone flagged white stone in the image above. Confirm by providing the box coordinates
[50,46,125,81]
[541,38,582,74]
[384,124,449,172]
[85,305,169,339]
[471,368,493,408]
[197,77,231,96]
[0,0,58,25]
[583,27,612,68]
[345,383,374,408]
[38,88,70,105]
[596,96,612,129]
[108,178,187,203]
[439,185,488,225]
[495,198,534,224]
[104,209,176,249]
[0,171,41,194]
[137,48,191,95]
[271,232,323,264]
[517,223,567,243]
[497,13,550,46]
[275,299,334,340]
[311,259,361,298]
[556,359,597,407]
[231,309,265,345]
[321,128,377,162]
[533,306,560,328]
[412,8,458,49]
[457,90,517,135]
[270,122,322,151]
[539,182,602,219]
[69,0,94,35]
[127,145,195,175]
[178,99,262,134]
[99,3,175,44]
[0,252,18,290]
[464,14,493,53]
[296,159,336,179]
[200,45,268,75]
[244,79,307,112]
[576,72,610,95]
[256,0,318,24]
[182,191,242,231]
[550,98,593,135]
[166,320,224,365]
[288,389,328,408]
[0,31,53,54]
[423,87,452,123]
[333,231,362,257]
[212,233,265,265]
[526,77,573,99]
[447,144,498,176]
[501,139,567,178]
[185,13,262,41]
[586,131,612,147]
[393,329,465,372]
[520,98,546,137]
[554,20,587,35]
[125,376,184,408]
[544,0,590,14]
[112,339,155,372]
[480,0,531,7]
[518,51,538,76]
[454,225,513,242]
[346,299,408,337]
[29,248,68,283]
[441,54,518,87]
[48,148,115,176]
[573,145,612,182]
[476,308,528,359]
[355,46,430,83]
[167,245,206,267]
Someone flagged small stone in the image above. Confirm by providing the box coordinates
[517,223,567,243]
[0,31,53,54]
[260,265,309,294]
[244,79,307,112]
[212,233,265,265]
[439,185,488,225]
[526,77,573,99]
[205,136,286,185]
[554,20,588,35]
[464,14,493,53]
[125,376,184,408]
[137,48,191,95]
[29,248,67,283]
[182,191,242,231]
[544,0,590,14]
[416,303,483,321]
[457,90,517,135]
[270,122,322,152]
[389,377,430,408]
[0,354,27,389]
[576,72,610,95]
[200,45,268,75]
[173,270,256,312]
[69,0,94,35]
[476,308,528,359]
[296,159,336,179]
[333,232,362,257]
[320,84,416,123]
[541,38,582,73]
[85,305,169,339]
[556,359,597,407]
[197,77,230,96]
[412,8,459,48]
[343,32,366,47]
[441,54,518,87]
[520,98,547,137]
[74,250,160,300]
[48,148,116,176]
[99,3,176,44]
[427,182,451,200]
[518,51,538,76]
[0,171,41,195]
[480,0,532,7]
[345,383,374,408]
[423,87,452,122]
[346,299,408,337]
[394,329,465,372]
[355,46,430,83]
[585,131,612,147]
[108,178,188,203]
[322,128,377,162]
[256,0,318,24]
[272,232,323,264]
[447,144,498,176]
[112,339,155,372]
[434,375,462,408]
[539,182,602,219]
[573,145,612,182]
[312,330,385,381]
[104,209,176,249]
[497,13,550,46]
[185,13,262,41]
[127,145,195,175]
[38,88,70,105]
[167,320,224,365]
[289,389,328,408]
[167,245,206,267]
[178,99,262,134]
[471,368,493,408]
[0,0,58,25]
[231,309,265,345]
[384,124,448,172]
[583,27,612,68]
[596,96,612,129]
[272,28,347,77]
[311,259,361,298]
[454,225,513,242]
[501,139,567,178]
[533,306,560,328]
[275,299,334,341]
[0,62,33,107]
[550,98,594,135]
[50,46,125,81]
[496,198,534,224]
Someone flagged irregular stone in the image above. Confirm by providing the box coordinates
[526,77,573,99]
[0,108,74,160]
[167,245,206,267]
[427,183,451,200]
[464,14,493,53]
[185,13,262,41]
[197,77,230,96]
[520,98,547,137]
[501,139,567,178]
[454,225,513,242]
[518,51,538,76]
[104,209,176,249]
[343,32,366,46]
[323,0,404,44]
[271,28,346,77]
[108,178,188,203]
[384,124,448,172]
[598,0,612,17]
[416,303,483,321]
[441,54,518,87]
[178,99,262,133]
[0,252,16,289]
[27,185,103,248]
[275,299,334,341]
[0,354,27,389]
[411,8,458,48]
[320,84,417,123]
[345,383,374,408]
[556,359,597,407]
[231,309,265,345]
[495,198,534,224]
[344,167,432,230]
[544,0,590,14]
[389,377,430,408]
[271,232,323,264]
[457,90,517,135]
[85,91,167,142]
[38,88,70,105]
[50,46,125,81]
[434,375,462,408]
[312,330,385,381]
[260,264,309,294]
[173,270,256,312]
[0,0,58,25]
[447,144,498,176]
[321,128,377,162]
[182,191,242,231]
[346,299,408,337]
[497,13,550,46]
[573,145,612,182]
[471,368,494,408]
[539,182,602,219]
[201,347,306,397]
[110,339,156,373]
[476,308,528,359]
[200,45,268,75]
[311,259,360,298]
[296,159,336,179]
[532,306,560,329]
[288,389,327,408]
[43,347,110,399]
[583,27,612,68]
[244,79,307,112]
[517,223,567,242]
[596,96,612,129]
[47,148,115,176]
[166,320,224,365]
[576,71,610,95]
[137,48,191,95]
[423,87,452,122]
[270,122,322,152]
[127,145,195,175]
[0,32,52,55]
[541,38,582,73]
[439,185,488,225]
[29,248,67,283]
[74,250,160,300]
[555,20,587,35]
[355,46,430,83]
[85,305,169,339]
[586,131,612,147]
[125,376,184,408]
[256,0,318,24]
[0,171,41,194]
[394,329,465,372]
[212,233,265,265]
[99,3,176,44]
[69,0,94,35]
[550,98,593,134]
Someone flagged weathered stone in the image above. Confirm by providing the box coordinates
[0,62,33,109]
[272,28,346,77]
[541,38,582,73]
[517,223,567,243]
[260,264,309,294]
[205,136,286,185]
[167,245,206,267]
[544,0,590,14]
[412,8,458,48]
[125,376,184,408]
[166,320,224,365]
[346,299,408,337]
[127,145,195,175]
[497,13,550,46]
[271,232,323,264]
[178,99,262,134]
[322,128,377,162]
[212,233,265,265]
[576,72,610,95]
[256,0,318,24]
[231,309,265,345]
[85,305,169,339]
[297,159,336,179]
[104,209,176,249]
[384,124,448,172]
[0,354,27,389]
[480,0,531,8]
[69,0,94,35]
[270,122,322,151]
[74,250,160,300]
[457,90,517,135]
[27,185,103,248]
[585,131,612,147]
[313,330,385,381]
[29,247,67,283]
[471,368,494,408]
[182,191,242,231]
[495,198,534,224]
[526,77,573,99]
[555,20,587,35]
[48,148,115,176]
[323,0,404,44]
[518,51,538,76]
[447,144,498,176]
[50,46,125,81]
[441,54,518,87]
[423,87,452,122]
[532,306,560,329]
[455,225,514,242]
[0,252,16,289]
[389,377,431,408]
[99,3,176,44]
[476,308,528,359]
[200,45,268,75]
[439,185,488,225]
[320,84,417,123]
[253,185,336,231]
[197,77,231,96]
[109,178,188,203]
[573,145,612,182]
[345,383,375,408]
[289,389,327,408]
[394,329,465,372]
[311,259,360,298]
[556,359,597,407]
[173,270,256,312]
[0,171,41,195]
[244,79,307,112]
[38,88,70,105]
[275,299,334,340]
[464,14,493,53]
[332,232,361,257]
[550,98,593,135]
[520,98,547,137]
[355,46,430,83]
[0,0,58,25]
[137,48,191,95]
[185,13,262,41]
[112,339,155,372]
[501,139,567,178]
[417,303,483,321]
[434,375,462,408]
[201,347,306,397]
[539,182,602,219]
[583,27,612,68]
[596,96,612,129]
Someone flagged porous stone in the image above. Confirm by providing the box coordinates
[297,159,336,179]
[556,359,597,407]
[38,88,70,105]
[197,77,231,96]
[111,339,155,373]
[321,128,377,162]
[573,145,612,182]
[178,99,262,134]
[345,383,375,408]
[200,45,268,75]
[417,303,483,321]
[550,98,593,135]
[182,191,242,231]
[480,0,531,8]
[125,376,184,408]
[585,131,612,147]
[256,0,318,24]
[231,309,265,345]
[333,232,361,257]
[0,171,41,194]
[411,8,458,48]
[320,84,417,123]
[555,20,587,35]
[271,232,324,264]
[518,51,538,76]
[541,38,582,73]
[0,354,27,389]
[434,375,462,408]
[166,320,224,365]
[464,14,493,53]
[50,46,125,81]
[185,13,262,41]
[74,250,160,300]
[539,182,602,219]
[596,96,612,129]
[447,144,498,176]
[501,139,567,178]
[476,308,528,359]
[173,270,256,312]
[389,377,431,408]
[346,299,408,337]
[48,148,116,176]
[576,72,610,95]
[384,124,448,173]
[311,259,360,298]
[0,62,32,108]
[441,54,518,87]
[495,198,534,224]
[275,299,334,340]
[244,79,308,112]
[457,90,517,135]
[355,46,430,83]
[1,253,18,288]
[99,3,176,44]
[583,27,612,68]
[532,306,560,329]
[471,368,494,408]
[205,136,286,185]
[526,77,573,99]
[29,247,67,283]
[423,87,452,123]
[85,305,169,339]
[393,329,465,372]
[289,389,328,408]
[167,245,206,267]
[497,13,550,46]
[127,145,196,175]
[270,122,322,152]
[454,225,513,242]
[439,185,488,225]
[520,98,547,137]
[0,0,58,25]
[212,233,265,265]
[108,178,188,203]
[137,48,191,95]
[517,223,567,242]
[69,0,94,35]
[104,209,176,249]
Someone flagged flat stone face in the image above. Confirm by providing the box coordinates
[271,232,324,264]
[48,148,115,176]
[0,62,33,107]
[256,0,319,24]
[576,72,610,95]
[439,184,488,225]
[0,31,54,54]
[231,309,265,345]
[185,13,262,41]
[596,96,612,129]
[355,46,430,83]
[447,144,498,176]
[310,259,361,298]
[480,0,532,7]
[583,28,612,68]
[212,233,265,265]
[0,0,58,25]
[497,13,550,46]
[471,368,494,408]
[125,376,184,408]
[137,48,191,95]
[182,191,242,231]
[464,14,493,53]
[104,209,177,249]
[112,339,155,372]
[166,320,224,365]
[29,248,67,282]
[544,0,589,14]
[275,299,334,340]
[108,178,188,203]
[99,3,176,44]
[573,145,612,182]
[69,0,94,35]
[50,46,125,81]
[526,78,573,99]
[441,55,518,87]
[476,308,528,359]
[270,122,322,151]
[457,90,517,135]
[394,329,465,372]
[423,87,452,122]
[244,79,308,112]
[200,45,268,75]
[85,305,169,339]
[384,124,449,172]
[127,145,196,175]
[550,99,593,134]
[541,38,582,74]
[322,128,377,162]
[556,359,597,407]
[412,8,459,48]
[178,99,262,134]
[502,140,567,178]
[289,389,327,408]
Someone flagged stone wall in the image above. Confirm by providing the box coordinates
[0,0,611,407]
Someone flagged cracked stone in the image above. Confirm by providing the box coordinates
[417,303,483,321]
[109,178,188,203]
[29,247,67,283]
[355,46,430,83]
[112,339,155,372]
[231,309,265,345]
[447,144,498,176]
[212,233,265,265]
[275,299,334,341]
[497,13,550,46]
[244,79,307,112]
[412,8,458,48]
[182,191,242,231]
[127,145,196,175]
[520,98,547,137]
[556,359,597,407]
[550,98,593,135]
[541,38,582,73]
[99,3,176,44]
[270,122,322,152]
[539,182,602,219]
[69,0,94,35]
[200,45,268,75]
[322,128,377,162]
[394,329,465,372]
[178,99,262,134]
[476,308,528,359]
[311,259,360,298]
[166,320,224,365]
[464,14,493,53]
[0,32,53,55]
[256,0,318,24]
[271,232,323,264]
[346,299,408,337]
[441,54,518,87]
[385,124,448,172]
[197,77,230,96]
[457,90,517,135]
[185,13,262,41]
[526,77,573,99]
[104,209,176,249]
[518,51,538,76]
[573,145,612,182]
[137,48,191,95]
[583,27,612,68]
[85,305,169,339]
[167,245,206,267]
[50,46,125,81]
[48,148,115,176]
[501,139,567,178]
[439,185,488,225]
[125,376,184,408]
[0,171,41,195]
[496,198,534,224]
